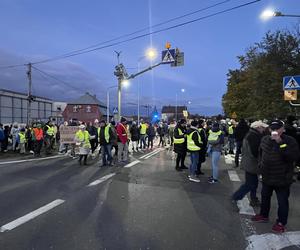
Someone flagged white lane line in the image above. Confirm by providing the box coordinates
[0,199,65,232]
[0,155,66,165]
[228,170,241,182]
[87,173,116,187]
[224,155,234,165]
[144,149,162,159]
[246,231,300,250]
[124,160,140,168]
[236,197,255,216]
[139,149,160,159]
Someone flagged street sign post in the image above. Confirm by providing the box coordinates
[284,90,297,101]
[161,49,176,64]
[283,75,300,90]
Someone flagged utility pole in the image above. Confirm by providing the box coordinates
[27,63,32,125]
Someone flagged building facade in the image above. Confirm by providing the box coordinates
[62,92,107,124]
[0,89,53,124]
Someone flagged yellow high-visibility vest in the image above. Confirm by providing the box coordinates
[208,130,222,142]
[174,128,185,144]
[19,132,26,143]
[140,124,147,135]
[99,126,110,143]
[46,125,55,136]
[228,125,234,135]
[76,130,91,148]
[187,130,201,151]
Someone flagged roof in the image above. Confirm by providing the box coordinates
[161,105,187,114]
[68,92,106,107]
[0,88,52,101]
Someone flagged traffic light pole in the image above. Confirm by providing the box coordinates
[118,78,122,122]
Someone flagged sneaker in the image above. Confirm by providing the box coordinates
[272,222,286,233]
[208,179,218,184]
[29,150,34,154]
[250,198,261,207]
[189,176,200,183]
[251,214,269,223]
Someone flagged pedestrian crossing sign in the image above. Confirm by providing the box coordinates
[161,49,175,64]
[113,107,118,114]
[283,75,300,90]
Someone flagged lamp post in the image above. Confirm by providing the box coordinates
[137,47,157,125]
[260,9,300,20]
[106,85,118,124]
[175,88,185,121]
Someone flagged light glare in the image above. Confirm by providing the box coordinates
[260,9,276,20]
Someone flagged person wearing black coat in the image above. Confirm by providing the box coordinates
[234,118,249,168]
[196,119,207,175]
[87,122,98,154]
[252,120,300,233]
[130,122,140,151]
[146,123,156,149]
[173,119,187,171]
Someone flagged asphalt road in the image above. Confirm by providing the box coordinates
[0,146,299,250]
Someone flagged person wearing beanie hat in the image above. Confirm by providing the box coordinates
[251,119,300,233]
[232,120,268,207]
[116,117,129,163]
[173,118,187,171]
[186,120,202,182]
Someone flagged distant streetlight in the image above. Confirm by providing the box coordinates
[176,88,186,121]
[260,9,300,20]
[181,88,185,93]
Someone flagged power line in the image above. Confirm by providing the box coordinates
[0,63,25,70]
[31,0,260,65]
[30,0,231,64]
[31,66,85,93]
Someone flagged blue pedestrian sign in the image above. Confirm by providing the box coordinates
[113,107,118,114]
[283,75,300,90]
[161,49,175,64]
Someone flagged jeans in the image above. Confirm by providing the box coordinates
[235,141,242,167]
[140,134,146,149]
[148,137,154,149]
[232,172,258,201]
[228,137,235,153]
[118,142,128,162]
[131,140,138,150]
[212,151,221,180]
[101,144,112,165]
[260,184,290,225]
[190,151,199,175]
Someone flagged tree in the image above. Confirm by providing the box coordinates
[222,30,300,120]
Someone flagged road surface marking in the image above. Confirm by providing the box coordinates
[237,197,255,216]
[87,173,116,187]
[228,170,241,182]
[224,155,234,164]
[124,160,140,168]
[139,149,160,159]
[0,155,66,165]
[144,149,162,159]
[246,231,300,250]
[0,199,65,232]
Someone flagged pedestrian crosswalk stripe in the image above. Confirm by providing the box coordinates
[87,173,116,186]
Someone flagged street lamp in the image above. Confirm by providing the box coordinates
[175,88,186,121]
[260,9,300,20]
[137,47,158,125]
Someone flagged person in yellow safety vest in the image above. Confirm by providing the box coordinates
[227,122,235,154]
[207,122,224,184]
[173,119,188,171]
[139,120,147,149]
[186,120,203,183]
[45,121,55,154]
[98,120,114,167]
[18,127,27,154]
[75,124,91,165]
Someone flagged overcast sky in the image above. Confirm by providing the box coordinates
[0,0,299,115]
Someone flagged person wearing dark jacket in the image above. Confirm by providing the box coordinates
[196,119,207,176]
[98,120,114,167]
[232,121,268,206]
[252,120,300,233]
[146,123,156,149]
[130,122,140,151]
[87,122,98,154]
[234,118,249,168]
[173,119,187,171]
[187,120,203,182]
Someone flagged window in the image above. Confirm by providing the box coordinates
[73,106,78,112]
[86,105,91,112]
